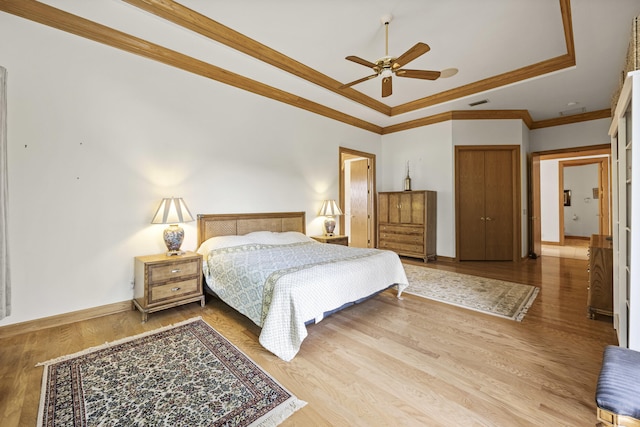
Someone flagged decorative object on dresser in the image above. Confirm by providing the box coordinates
[318,199,343,236]
[36,318,306,426]
[404,160,412,191]
[133,252,204,322]
[587,234,613,319]
[151,197,194,255]
[377,190,436,262]
[311,234,349,246]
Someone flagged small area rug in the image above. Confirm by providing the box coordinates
[403,264,539,322]
[37,317,305,427]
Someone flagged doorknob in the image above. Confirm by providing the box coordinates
[480,217,485,221]
[486,217,493,221]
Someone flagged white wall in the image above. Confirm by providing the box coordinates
[530,118,611,151]
[380,119,527,258]
[533,120,611,243]
[0,16,381,326]
[563,163,599,237]
[0,14,616,327]
[540,159,561,242]
[540,155,609,242]
[380,121,454,256]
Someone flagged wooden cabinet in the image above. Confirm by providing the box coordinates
[455,146,519,261]
[133,252,204,322]
[377,190,436,262]
[311,235,349,246]
[587,234,613,319]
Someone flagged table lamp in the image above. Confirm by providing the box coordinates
[151,197,194,256]
[318,199,342,236]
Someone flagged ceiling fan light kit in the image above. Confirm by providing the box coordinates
[341,15,456,97]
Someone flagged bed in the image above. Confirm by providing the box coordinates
[196,212,408,361]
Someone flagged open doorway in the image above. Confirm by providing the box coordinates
[558,157,609,245]
[339,147,376,248]
[528,145,610,258]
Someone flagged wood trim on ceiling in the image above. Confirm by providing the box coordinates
[122,0,392,117]
[0,0,383,134]
[382,110,534,135]
[529,109,611,129]
[125,0,576,119]
[0,0,596,135]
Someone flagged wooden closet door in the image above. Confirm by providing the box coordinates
[484,150,514,260]
[458,150,486,260]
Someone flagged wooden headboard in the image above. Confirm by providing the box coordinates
[197,212,306,247]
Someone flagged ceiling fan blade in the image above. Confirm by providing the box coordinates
[395,69,441,80]
[382,76,392,97]
[346,55,379,70]
[392,42,431,69]
[339,74,379,89]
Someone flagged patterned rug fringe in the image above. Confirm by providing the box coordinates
[250,397,307,427]
[514,287,540,322]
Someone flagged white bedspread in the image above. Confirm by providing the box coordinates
[201,241,408,361]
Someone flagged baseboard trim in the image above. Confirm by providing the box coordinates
[0,300,132,339]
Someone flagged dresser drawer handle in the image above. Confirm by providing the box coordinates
[171,287,181,292]
[171,269,181,274]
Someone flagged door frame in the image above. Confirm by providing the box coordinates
[558,157,610,245]
[339,147,376,248]
[528,144,610,254]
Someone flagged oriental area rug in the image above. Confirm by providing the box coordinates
[403,264,539,322]
[37,318,305,427]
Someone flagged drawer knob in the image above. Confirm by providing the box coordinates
[171,269,181,274]
[171,287,181,292]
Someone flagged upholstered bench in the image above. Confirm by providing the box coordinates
[596,345,640,427]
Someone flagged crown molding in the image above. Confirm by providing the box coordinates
[2,0,602,136]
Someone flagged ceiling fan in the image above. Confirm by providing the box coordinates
[340,15,457,98]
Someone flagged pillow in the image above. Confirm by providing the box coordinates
[196,235,255,255]
[196,231,313,255]
[244,231,313,245]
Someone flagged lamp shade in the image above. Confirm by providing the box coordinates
[151,197,194,225]
[318,200,343,217]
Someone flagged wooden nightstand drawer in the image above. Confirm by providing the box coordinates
[150,278,200,303]
[133,252,204,322]
[148,260,199,283]
[311,235,348,246]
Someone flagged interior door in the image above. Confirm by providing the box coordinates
[531,155,542,256]
[349,158,369,248]
[339,147,376,248]
[484,150,514,261]
[457,150,486,260]
[456,146,519,261]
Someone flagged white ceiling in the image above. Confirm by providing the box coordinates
[29,0,640,129]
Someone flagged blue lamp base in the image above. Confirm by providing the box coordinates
[163,224,185,256]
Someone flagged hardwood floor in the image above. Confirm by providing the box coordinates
[0,256,617,426]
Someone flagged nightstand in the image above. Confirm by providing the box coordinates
[133,251,204,322]
[311,235,349,246]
